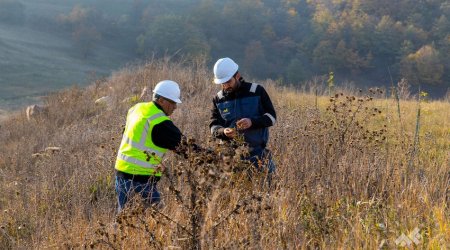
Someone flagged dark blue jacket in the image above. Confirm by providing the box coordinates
[210,79,276,156]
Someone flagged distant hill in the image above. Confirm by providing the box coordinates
[2,0,449,109]
[0,0,134,110]
[0,22,132,110]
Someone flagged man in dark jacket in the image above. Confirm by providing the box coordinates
[209,57,277,175]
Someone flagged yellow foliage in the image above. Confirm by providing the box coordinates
[404,45,444,85]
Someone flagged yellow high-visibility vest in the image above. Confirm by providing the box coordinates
[115,102,169,176]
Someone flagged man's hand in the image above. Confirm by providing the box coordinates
[155,164,165,173]
[224,127,236,138]
[236,118,252,130]
[155,159,168,173]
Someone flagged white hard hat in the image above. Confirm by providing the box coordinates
[153,80,182,103]
[213,57,239,84]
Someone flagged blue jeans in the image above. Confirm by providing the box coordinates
[115,174,161,212]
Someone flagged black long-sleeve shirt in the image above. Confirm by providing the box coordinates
[152,102,203,155]
[151,102,182,150]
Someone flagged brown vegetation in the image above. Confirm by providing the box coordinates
[0,59,448,249]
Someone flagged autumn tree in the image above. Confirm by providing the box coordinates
[400,45,444,85]
[313,40,337,73]
[58,5,103,58]
[138,15,209,58]
[243,40,271,78]
[47,0,450,93]
[373,16,402,60]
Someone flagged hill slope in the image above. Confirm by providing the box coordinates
[0,21,132,110]
[0,60,448,248]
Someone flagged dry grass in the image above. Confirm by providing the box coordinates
[0,59,448,249]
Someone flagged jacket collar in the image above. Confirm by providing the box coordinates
[152,101,168,116]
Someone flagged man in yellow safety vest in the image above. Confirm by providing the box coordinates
[114,80,183,212]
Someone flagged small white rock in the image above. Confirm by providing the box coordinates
[45,147,61,153]
[95,96,112,105]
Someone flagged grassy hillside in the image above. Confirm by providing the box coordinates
[0,17,132,110]
[0,60,448,248]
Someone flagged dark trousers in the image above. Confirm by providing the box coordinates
[115,171,161,212]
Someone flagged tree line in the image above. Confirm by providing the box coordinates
[4,0,450,92]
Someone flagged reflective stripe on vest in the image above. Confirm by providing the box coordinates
[117,153,156,168]
[121,112,165,157]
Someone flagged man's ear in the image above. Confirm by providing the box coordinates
[154,97,163,106]
[236,72,243,82]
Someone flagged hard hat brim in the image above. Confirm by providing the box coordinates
[163,95,182,104]
[153,92,182,104]
[214,77,232,84]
